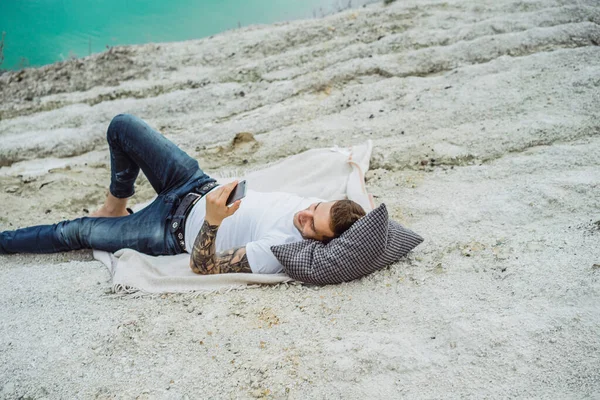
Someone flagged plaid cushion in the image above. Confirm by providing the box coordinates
[271,204,424,284]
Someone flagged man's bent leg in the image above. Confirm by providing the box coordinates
[107,114,214,198]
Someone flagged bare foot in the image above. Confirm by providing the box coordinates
[90,206,130,218]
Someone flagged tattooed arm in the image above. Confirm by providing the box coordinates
[190,220,252,274]
[189,180,251,274]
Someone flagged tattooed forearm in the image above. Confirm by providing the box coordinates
[190,220,252,274]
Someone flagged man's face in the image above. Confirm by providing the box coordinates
[293,201,336,242]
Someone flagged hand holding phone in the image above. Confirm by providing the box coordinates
[205,180,246,225]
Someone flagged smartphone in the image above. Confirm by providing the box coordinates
[226,180,247,207]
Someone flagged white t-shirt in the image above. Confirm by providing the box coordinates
[184,189,324,274]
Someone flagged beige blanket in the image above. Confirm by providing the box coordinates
[93,141,374,295]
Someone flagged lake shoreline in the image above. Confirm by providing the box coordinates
[0,0,380,71]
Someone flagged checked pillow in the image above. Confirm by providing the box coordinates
[271,203,424,285]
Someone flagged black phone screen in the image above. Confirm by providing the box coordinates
[226,180,247,206]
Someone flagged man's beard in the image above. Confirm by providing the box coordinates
[293,212,307,239]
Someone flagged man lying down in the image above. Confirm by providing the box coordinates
[0,114,366,275]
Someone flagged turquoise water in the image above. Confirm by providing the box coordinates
[0,0,363,70]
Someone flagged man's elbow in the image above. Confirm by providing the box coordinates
[189,260,198,274]
[189,258,207,275]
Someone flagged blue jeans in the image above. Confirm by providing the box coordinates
[0,114,215,256]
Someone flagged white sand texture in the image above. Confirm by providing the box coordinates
[1,0,599,398]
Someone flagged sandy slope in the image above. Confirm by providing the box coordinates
[1,0,599,398]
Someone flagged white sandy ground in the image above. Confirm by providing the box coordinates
[1,0,599,398]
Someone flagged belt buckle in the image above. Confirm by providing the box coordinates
[185,192,202,202]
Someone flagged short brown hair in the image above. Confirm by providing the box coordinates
[327,200,366,241]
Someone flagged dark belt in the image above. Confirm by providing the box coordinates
[169,181,219,252]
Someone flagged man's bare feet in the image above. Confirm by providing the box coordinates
[90,206,130,218]
[90,192,130,217]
